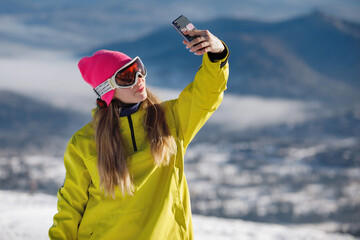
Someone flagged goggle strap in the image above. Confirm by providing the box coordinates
[94,79,115,97]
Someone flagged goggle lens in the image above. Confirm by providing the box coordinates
[114,58,146,87]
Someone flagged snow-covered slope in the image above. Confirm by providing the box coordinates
[0,190,356,240]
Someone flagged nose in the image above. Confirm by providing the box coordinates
[138,76,145,83]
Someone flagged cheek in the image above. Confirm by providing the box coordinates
[114,89,131,102]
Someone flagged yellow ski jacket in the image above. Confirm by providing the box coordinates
[49,46,229,240]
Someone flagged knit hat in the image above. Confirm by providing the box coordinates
[78,50,132,105]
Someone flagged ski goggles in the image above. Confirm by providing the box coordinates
[94,56,147,97]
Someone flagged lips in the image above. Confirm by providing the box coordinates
[136,85,145,93]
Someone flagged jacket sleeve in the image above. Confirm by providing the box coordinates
[49,135,91,240]
[173,43,229,149]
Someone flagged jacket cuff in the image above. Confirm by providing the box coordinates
[207,41,230,68]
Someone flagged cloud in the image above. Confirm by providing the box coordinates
[0,56,322,129]
[210,94,321,131]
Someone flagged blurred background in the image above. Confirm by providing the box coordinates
[0,0,359,239]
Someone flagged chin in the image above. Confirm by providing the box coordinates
[140,93,147,101]
[135,92,147,102]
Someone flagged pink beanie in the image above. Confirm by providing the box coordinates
[78,50,132,105]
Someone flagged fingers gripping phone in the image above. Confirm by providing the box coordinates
[172,15,198,42]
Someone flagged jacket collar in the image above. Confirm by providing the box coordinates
[119,102,141,117]
[91,101,142,118]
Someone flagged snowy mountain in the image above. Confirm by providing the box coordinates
[1,0,359,54]
[1,2,359,106]
[0,190,357,240]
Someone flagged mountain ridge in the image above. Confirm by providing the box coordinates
[0,90,89,154]
[91,11,360,108]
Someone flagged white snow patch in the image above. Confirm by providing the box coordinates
[286,138,358,161]
[0,190,356,240]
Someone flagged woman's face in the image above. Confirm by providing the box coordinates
[113,76,147,104]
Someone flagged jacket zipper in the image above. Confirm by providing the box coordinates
[127,115,138,152]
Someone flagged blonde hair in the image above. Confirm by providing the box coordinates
[93,88,176,197]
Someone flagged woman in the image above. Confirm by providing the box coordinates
[49,29,229,240]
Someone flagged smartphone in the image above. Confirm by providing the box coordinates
[172,15,197,42]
